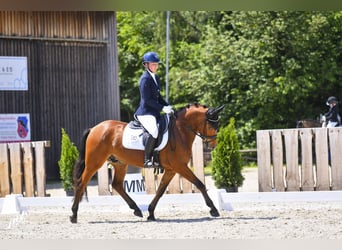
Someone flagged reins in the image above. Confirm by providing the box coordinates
[168,113,177,151]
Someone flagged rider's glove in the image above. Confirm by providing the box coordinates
[162,105,173,114]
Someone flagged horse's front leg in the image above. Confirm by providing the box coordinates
[147,170,176,221]
[112,163,143,218]
[180,166,220,218]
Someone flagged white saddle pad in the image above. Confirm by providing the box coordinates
[122,125,168,151]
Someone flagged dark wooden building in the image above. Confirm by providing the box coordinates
[0,11,120,179]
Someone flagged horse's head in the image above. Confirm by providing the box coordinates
[206,105,225,130]
[177,103,225,147]
[204,105,225,146]
[296,120,304,128]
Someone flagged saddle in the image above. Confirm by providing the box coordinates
[122,114,170,151]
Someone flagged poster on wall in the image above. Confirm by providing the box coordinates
[0,114,31,142]
[0,56,28,91]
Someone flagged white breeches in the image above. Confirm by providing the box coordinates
[136,115,158,138]
[327,121,338,128]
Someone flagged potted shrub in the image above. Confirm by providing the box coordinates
[58,128,79,195]
[211,117,244,192]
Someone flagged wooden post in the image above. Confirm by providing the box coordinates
[313,128,330,190]
[168,174,181,194]
[144,168,157,194]
[179,160,194,194]
[283,129,300,191]
[8,143,22,194]
[299,129,315,191]
[21,142,35,197]
[257,130,272,192]
[192,136,205,193]
[328,128,342,190]
[0,143,10,197]
[271,129,285,192]
[181,169,193,193]
[97,162,111,195]
[32,141,47,197]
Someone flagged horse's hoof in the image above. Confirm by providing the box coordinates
[147,215,156,221]
[70,216,77,223]
[210,208,220,217]
[134,209,143,218]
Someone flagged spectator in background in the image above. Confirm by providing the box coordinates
[322,96,341,128]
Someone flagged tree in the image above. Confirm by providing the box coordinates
[117,11,342,149]
[211,117,244,191]
[117,11,170,121]
[188,11,342,147]
[58,128,79,192]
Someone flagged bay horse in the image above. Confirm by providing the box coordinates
[296,119,323,128]
[70,103,224,223]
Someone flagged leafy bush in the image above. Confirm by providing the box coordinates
[58,128,79,191]
[211,117,244,191]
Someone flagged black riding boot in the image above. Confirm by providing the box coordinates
[144,135,157,168]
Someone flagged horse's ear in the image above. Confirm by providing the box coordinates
[214,105,225,113]
[207,105,224,117]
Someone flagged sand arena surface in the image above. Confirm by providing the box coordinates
[1,168,342,239]
[1,201,342,239]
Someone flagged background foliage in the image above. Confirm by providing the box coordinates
[117,11,342,148]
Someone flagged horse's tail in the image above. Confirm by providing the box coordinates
[73,128,91,200]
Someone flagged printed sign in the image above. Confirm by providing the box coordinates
[124,173,146,194]
[0,114,31,142]
[0,56,28,90]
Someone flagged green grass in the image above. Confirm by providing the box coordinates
[204,161,257,176]
[204,165,212,175]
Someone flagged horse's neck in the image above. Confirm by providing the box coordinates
[173,107,205,149]
[174,119,197,149]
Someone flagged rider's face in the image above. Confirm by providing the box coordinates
[147,63,159,73]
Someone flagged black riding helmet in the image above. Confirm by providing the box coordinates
[326,96,338,106]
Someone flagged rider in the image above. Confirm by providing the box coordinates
[323,96,341,128]
[134,51,173,167]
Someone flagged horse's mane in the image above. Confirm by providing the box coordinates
[175,102,208,117]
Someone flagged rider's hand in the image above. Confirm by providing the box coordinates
[162,105,173,114]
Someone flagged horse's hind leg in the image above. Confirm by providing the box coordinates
[111,163,143,218]
[147,170,176,221]
[70,168,95,223]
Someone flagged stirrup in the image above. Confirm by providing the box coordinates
[144,159,154,168]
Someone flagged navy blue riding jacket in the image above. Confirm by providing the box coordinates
[325,104,340,123]
[134,70,169,120]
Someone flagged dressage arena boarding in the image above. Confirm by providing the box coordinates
[1,127,342,197]
[0,136,205,198]
[257,127,342,192]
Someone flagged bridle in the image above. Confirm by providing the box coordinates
[192,116,219,144]
[177,107,222,144]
